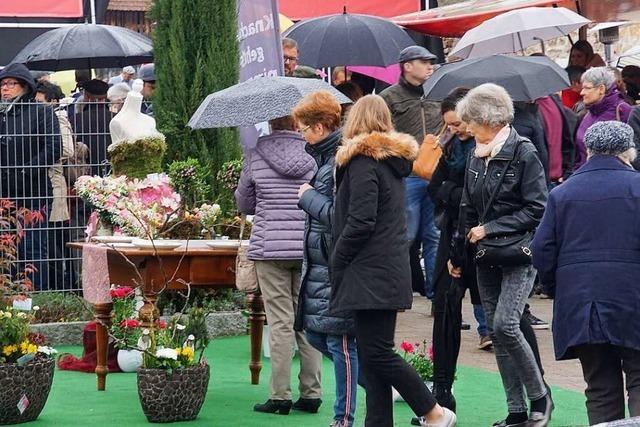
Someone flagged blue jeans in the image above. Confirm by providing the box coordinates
[306,331,358,427]
[474,303,488,337]
[405,176,440,297]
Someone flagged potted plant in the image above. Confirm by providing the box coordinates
[136,306,211,423]
[0,305,57,424]
[393,340,435,402]
[110,286,143,372]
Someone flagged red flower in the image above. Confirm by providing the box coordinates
[156,320,167,329]
[119,319,141,329]
[428,344,434,361]
[110,286,134,299]
[400,341,415,354]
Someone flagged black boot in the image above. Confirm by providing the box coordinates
[433,383,457,413]
[253,399,292,415]
[292,397,322,413]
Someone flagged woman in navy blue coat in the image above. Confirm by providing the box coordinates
[532,121,640,425]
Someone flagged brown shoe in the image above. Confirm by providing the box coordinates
[478,335,493,350]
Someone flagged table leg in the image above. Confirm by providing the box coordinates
[247,292,265,385]
[94,302,113,391]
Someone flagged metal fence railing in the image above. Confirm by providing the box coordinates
[1,100,115,293]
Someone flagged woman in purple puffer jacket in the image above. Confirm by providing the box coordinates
[575,67,633,169]
[235,116,322,415]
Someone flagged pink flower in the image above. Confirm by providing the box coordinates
[400,341,415,354]
[428,344,434,361]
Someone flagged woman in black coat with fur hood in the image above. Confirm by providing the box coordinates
[330,95,456,427]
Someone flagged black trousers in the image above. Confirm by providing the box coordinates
[354,310,437,427]
[575,344,640,424]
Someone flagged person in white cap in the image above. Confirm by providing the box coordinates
[108,66,136,88]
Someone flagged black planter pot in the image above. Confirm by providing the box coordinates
[0,357,55,425]
[137,362,210,423]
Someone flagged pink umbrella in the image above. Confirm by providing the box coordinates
[347,64,401,85]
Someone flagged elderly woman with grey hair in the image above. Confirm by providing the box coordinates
[107,82,131,113]
[449,83,551,426]
[575,67,633,169]
[532,121,640,424]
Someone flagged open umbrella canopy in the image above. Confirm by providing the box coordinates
[282,13,415,68]
[450,7,591,59]
[11,23,153,71]
[423,55,570,102]
[188,76,352,130]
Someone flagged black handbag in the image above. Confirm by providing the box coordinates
[474,143,534,267]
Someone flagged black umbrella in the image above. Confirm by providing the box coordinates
[11,24,153,71]
[282,13,415,68]
[423,55,570,102]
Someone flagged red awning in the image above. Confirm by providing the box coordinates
[278,0,421,21]
[393,0,576,38]
[0,0,84,18]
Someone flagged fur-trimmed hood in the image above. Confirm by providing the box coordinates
[336,131,419,178]
[336,131,419,165]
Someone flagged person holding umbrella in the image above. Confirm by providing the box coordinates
[330,94,455,427]
[453,83,552,426]
[380,45,443,300]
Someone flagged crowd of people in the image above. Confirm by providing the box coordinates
[0,62,156,291]
[235,36,640,427]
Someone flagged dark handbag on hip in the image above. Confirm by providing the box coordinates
[474,143,533,267]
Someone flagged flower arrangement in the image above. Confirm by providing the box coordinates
[399,340,434,382]
[109,286,142,349]
[167,159,212,211]
[0,199,44,300]
[216,159,243,194]
[0,306,56,364]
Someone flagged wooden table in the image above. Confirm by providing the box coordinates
[69,242,265,391]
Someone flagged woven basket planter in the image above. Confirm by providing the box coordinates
[137,362,210,423]
[0,357,55,425]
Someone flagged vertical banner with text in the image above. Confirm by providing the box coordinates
[237,0,284,148]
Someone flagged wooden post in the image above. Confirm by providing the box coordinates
[94,302,113,391]
[247,292,265,385]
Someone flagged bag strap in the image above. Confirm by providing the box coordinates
[238,214,247,242]
[616,103,622,122]
[480,141,521,223]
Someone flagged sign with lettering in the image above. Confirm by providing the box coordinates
[237,0,283,81]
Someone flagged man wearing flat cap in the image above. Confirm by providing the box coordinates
[108,66,136,88]
[139,64,155,117]
[380,46,443,301]
[71,79,113,177]
[0,63,61,290]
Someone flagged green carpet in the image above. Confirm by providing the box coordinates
[37,336,588,426]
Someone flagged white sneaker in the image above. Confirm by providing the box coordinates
[420,407,457,427]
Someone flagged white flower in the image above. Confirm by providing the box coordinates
[176,324,186,331]
[17,312,27,319]
[187,334,195,341]
[156,348,178,360]
[32,306,40,311]
[37,346,58,356]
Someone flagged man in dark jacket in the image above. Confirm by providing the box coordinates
[0,63,61,290]
[380,45,443,299]
[71,79,113,177]
[532,121,640,425]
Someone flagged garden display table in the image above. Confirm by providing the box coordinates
[68,242,265,391]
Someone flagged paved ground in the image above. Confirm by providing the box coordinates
[395,294,586,392]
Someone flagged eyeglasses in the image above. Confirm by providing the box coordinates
[581,85,600,91]
[284,55,298,63]
[298,125,311,134]
[0,81,20,89]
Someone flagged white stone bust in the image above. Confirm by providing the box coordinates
[109,79,162,144]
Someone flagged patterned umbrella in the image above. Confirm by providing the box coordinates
[188,76,351,129]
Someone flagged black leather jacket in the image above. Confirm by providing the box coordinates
[462,128,548,237]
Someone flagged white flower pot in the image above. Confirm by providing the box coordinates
[393,380,434,402]
[117,349,143,372]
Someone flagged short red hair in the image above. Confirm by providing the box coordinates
[292,90,341,131]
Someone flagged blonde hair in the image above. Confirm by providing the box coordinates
[342,95,393,139]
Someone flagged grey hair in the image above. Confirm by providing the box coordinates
[582,67,616,89]
[282,37,298,50]
[456,83,514,128]
[107,82,131,102]
[619,147,638,165]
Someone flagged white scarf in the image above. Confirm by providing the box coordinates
[474,126,511,159]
